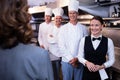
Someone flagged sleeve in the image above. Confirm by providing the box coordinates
[57,27,73,61]
[77,37,87,66]
[38,24,43,46]
[103,38,115,68]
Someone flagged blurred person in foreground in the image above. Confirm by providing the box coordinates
[77,16,115,80]
[0,0,54,80]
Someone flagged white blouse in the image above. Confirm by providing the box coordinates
[77,35,115,68]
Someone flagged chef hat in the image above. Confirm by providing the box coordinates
[45,8,52,16]
[68,0,79,12]
[53,7,64,17]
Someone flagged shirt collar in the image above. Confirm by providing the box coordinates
[91,34,102,40]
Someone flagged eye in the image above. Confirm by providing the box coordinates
[90,24,100,27]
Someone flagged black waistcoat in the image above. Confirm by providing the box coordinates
[84,36,108,65]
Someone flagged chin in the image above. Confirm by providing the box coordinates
[92,32,99,35]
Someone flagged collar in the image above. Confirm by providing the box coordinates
[91,34,102,41]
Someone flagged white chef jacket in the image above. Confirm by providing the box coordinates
[58,22,88,62]
[38,22,53,50]
[47,25,62,61]
[77,35,115,80]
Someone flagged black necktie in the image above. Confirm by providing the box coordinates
[92,37,101,41]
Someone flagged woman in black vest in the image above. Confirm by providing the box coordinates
[77,16,115,80]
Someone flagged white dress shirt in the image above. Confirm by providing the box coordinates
[77,35,115,68]
[38,22,53,50]
[58,22,88,62]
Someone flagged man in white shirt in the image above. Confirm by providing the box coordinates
[77,16,115,80]
[47,7,64,80]
[58,0,88,80]
[38,8,53,50]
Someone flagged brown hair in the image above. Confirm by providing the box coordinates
[0,0,33,49]
[91,16,104,25]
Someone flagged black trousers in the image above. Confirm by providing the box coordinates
[52,60,61,80]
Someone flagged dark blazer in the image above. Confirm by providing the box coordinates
[0,43,54,80]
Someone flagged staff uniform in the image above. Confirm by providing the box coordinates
[77,35,115,80]
[38,22,53,50]
[47,25,62,80]
[0,43,54,80]
[58,22,88,80]
[47,25,62,60]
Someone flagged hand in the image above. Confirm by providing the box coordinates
[69,58,78,64]
[69,58,78,67]
[85,61,105,72]
[85,61,97,72]
[95,65,105,71]
[49,34,53,37]
[40,45,45,49]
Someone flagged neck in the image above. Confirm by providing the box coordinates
[55,24,61,28]
[70,20,77,25]
[92,33,102,37]
[46,21,51,24]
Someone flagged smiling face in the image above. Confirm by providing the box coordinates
[45,15,52,24]
[54,16,62,27]
[69,11,78,22]
[90,19,103,37]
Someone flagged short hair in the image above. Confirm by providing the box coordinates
[91,16,104,25]
[0,0,33,49]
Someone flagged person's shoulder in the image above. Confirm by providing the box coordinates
[107,37,113,43]
[50,21,54,25]
[77,22,86,27]
[83,35,89,40]
[18,43,49,57]
[28,45,50,61]
[28,44,48,54]
[102,37,114,47]
[60,23,69,29]
[80,36,86,44]
[40,22,46,26]
[17,44,50,66]
[58,24,66,30]
[81,37,86,40]
[102,36,113,43]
